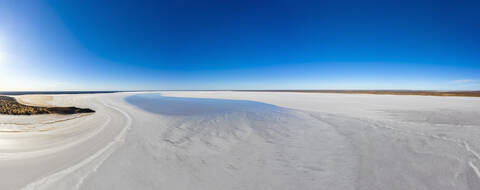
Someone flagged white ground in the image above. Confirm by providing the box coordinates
[1,91,480,190]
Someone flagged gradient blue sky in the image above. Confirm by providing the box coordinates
[0,0,479,91]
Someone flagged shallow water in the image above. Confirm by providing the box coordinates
[125,93,283,116]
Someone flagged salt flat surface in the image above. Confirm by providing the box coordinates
[0,94,131,190]
[1,91,480,190]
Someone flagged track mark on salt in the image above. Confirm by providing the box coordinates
[21,100,133,190]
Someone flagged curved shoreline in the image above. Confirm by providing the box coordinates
[15,95,54,107]
[0,93,133,190]
[22,99,133,190]
[0,113,108,160]
[0,95,94,115]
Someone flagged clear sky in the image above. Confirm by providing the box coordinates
[0,0,479,91]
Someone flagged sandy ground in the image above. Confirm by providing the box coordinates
[14,95,54,107]
[1,91,480,190]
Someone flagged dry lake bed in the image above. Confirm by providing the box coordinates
[1,91,479,190]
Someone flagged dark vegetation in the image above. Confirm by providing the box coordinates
[0,96,95,115]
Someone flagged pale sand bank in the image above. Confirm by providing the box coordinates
[1,91,480,190]
[14,95,54,107]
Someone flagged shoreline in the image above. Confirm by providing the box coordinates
[0,91,122,96]
[0,96,94,115]
[0,93,132,190]
[15,95,54,107]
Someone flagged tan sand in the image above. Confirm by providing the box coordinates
[14,95,54,107]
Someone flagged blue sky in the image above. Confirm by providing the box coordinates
[0,0,479,90]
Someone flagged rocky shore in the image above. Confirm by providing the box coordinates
[0,96,94,115]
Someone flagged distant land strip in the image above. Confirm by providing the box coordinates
[0,91,123,95]
[234,90,480,97]
[2,90,480,97]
